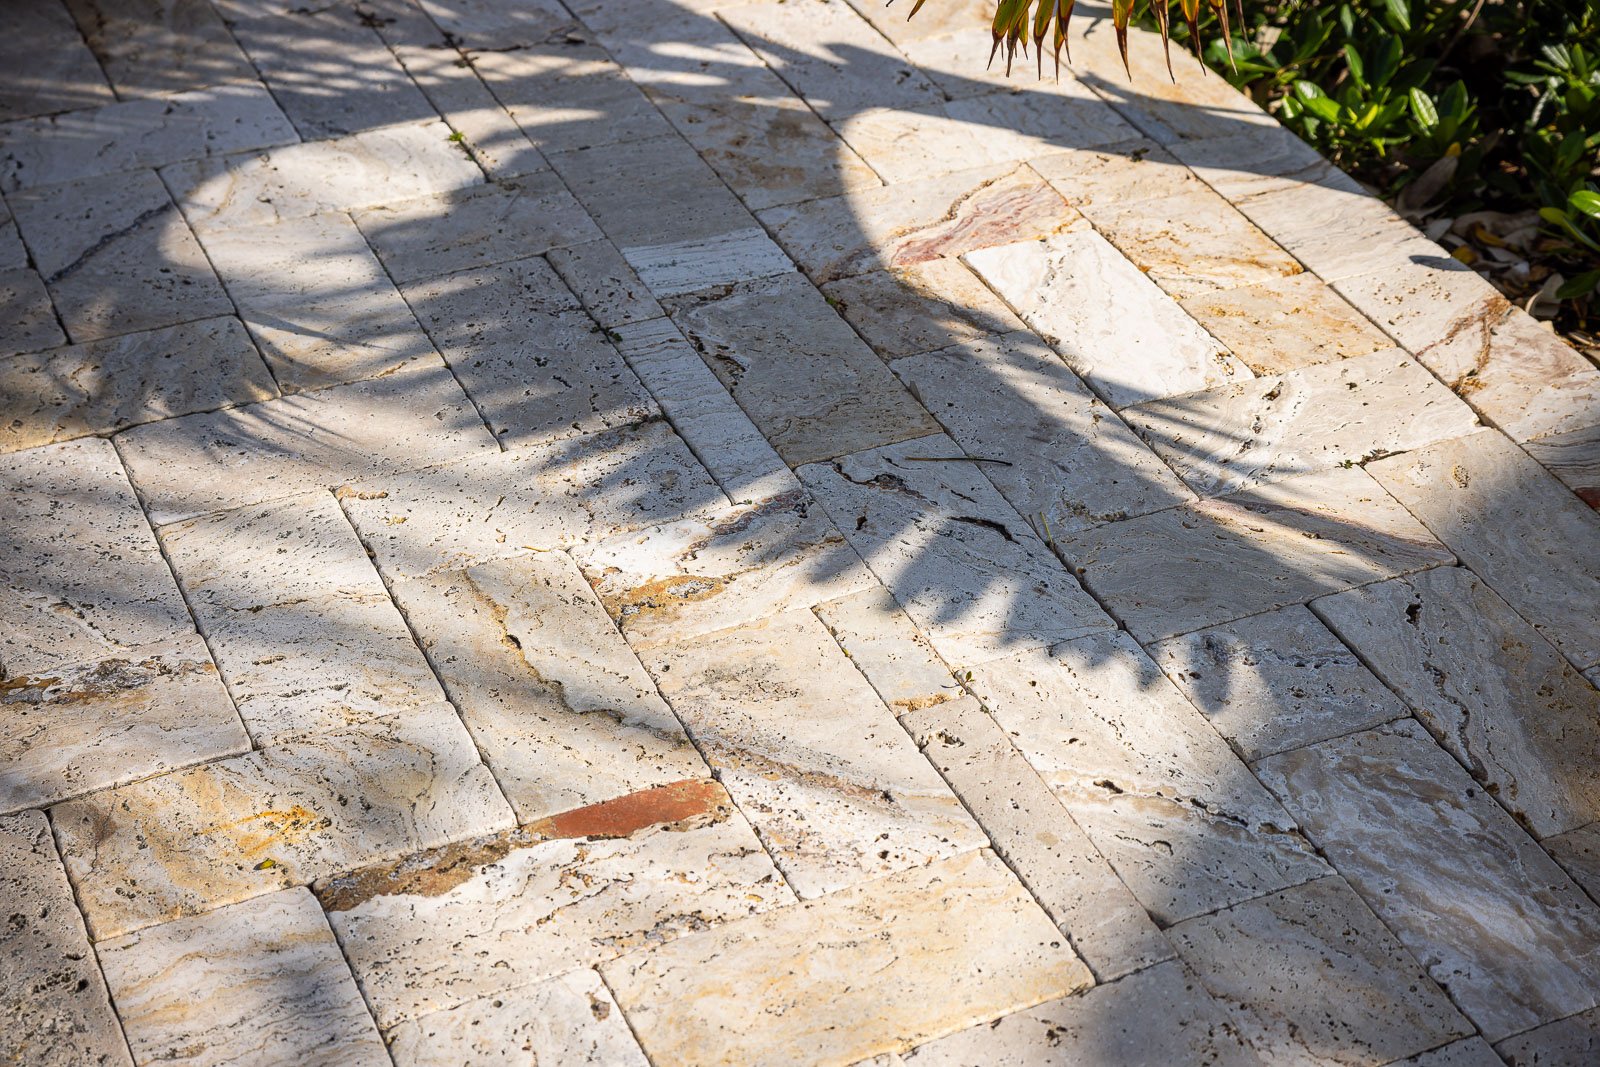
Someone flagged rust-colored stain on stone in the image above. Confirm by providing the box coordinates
[606,574,730,622]
[526,779,727,841]
[317,780,727,912]
[208,805,330,857]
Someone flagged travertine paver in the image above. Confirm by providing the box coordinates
[342,417,725,579]
[964,231,1249,409]
[602,849,1092,1067]
[814,585,956,716]
[899,959,1257,1065]
[0,82,296,191]
[1055,465,1454,641]
[54,707,514,940]
[643,610,983,897]
[609,317,799,503]
[1124,347,1480,496]
[0,316,276,452]
[1368,430,1600,669]
[117,361,499,524]
[160,494,449,745]
[10,169,231,342]
[1,436,194,676]
[1152,604,1408,762]
[61,0,257,99]
[759,163,1078,284]
[389,551,707,821]
[1,632,248,813]
[573,490,873,648]
[904,696,1172,979]
[894,330,1197,536]
[98,888,388,1067]
[385,970,649,1066]
[322,782,792,1028]
[665,271,939,464]
[0,810,133,1067]
[799,434,1113,665]
[402,256,658,446]
[198,211,442,392]
[1256,718,1600,1040]
[1167,876,1472,1065]
[7,0,1600,1057]
[1314,566,1600,838]
[968,631,1328,925]
[352,176,600,285]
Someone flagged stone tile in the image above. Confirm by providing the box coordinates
[759,162,1079,284]
[1525,421,1600,509]
[1544,822,1600,900]
[900,959,1257,1066]
[163,119,483,230]
[217,0,436,139]
[53,707,514,941]
[352,175,601,285]
[1170,126,1361,203]
[572,490,873,648]
[1091,187,1304,301]
[895,330,1197,537]
[342,417,725,580]
[904,695,1172,980]
[475,46,676,156]
[390,551,706,822]
[0,82,297,191]
[798,434,1113,665]
[402,256,658,447]
[0,2,114,121]
[0,206,29,270]
[200,212,442,392]
[1241,178,1441,283]
[546,239,664,329]
[1055,465,1454,641]
[1152,604,1407,763]
[1313,567,1600,838]
[1168,876,1471,1065]
[547,133,751,250]
[0,810,132,1067]
[1178,272,1395,376]
[623,226,794,299]
[0,267,69,354]
[10,169,230,343]
[160,494,449,746]
[1028,136,1200,209]
[1335,260,1600,443]
[969,631,1328,925]
[386,970,649,1066]
[720,0,942,119]
[604,849,1092,1066]
[117,362,498,524]
[820,260,1026,360]
[0,316,277,453]
[0,437,193,677]
[814,585,955,716]
[964,231,1247,409]
[1125,348,1480,496]
[644,611,981,897]
[98,888,388,1067]
[610,317,797,504]
[63,0,258,99]
[839,0,991,49]
[1395,1039,1506,1067]
[1255,718,1600,1041]
[1,632,249,814]
[1497,1009,1600,1067]
[321,781,792,1027]
[415,0,578,48]
[665,272,938,465]
[1367,430,1600,670]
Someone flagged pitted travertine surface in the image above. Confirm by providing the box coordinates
[2,0,1598,1063]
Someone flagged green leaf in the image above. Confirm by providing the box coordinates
[1344,44,1366,88]
[1382,0,1410,32]
[1569,190,1600,218]
[1556,270,1600,300]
